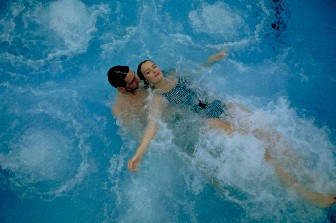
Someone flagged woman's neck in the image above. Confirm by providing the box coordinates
[152,77,176,93]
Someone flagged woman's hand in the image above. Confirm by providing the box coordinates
[207,52,226,63]
[203,50,228,67]
[128,153,143,172]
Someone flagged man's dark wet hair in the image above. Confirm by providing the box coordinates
[107,65,129,88]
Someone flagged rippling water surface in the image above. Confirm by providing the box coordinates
[0,0,335,222]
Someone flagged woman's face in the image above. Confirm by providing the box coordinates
[140,61,163,84]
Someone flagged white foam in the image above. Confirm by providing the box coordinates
[0,126,84,199]
[15,129,72,180]
[188,2,248,40]
[0,80,102,199]
[1,0,108,69]
[186,96,335,220]
[45,0,108,57]
[108,115,202,221]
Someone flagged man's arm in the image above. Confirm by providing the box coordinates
[112,104,122,118]
[111,94,133,128]
[111,93,124,119]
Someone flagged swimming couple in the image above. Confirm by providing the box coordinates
[107,52,336,211]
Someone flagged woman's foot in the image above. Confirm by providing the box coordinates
[304,192,336,207]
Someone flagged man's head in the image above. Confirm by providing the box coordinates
[107,65,140,94]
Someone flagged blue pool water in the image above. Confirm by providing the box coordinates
[0,0,335,222]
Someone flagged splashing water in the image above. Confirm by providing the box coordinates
[0,0,335,222]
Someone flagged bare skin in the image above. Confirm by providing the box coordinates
[203,51,227,67]
[112,89,148,128]
[111,68,149,130]
[127,95,163,172]
[207,118,233,134]
[124,53,336,208]
[128,52,232,171]
[109,67,153,171]
[257,129,336,207]
[264,151,336,207]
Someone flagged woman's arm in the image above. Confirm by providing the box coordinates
[127,94,164,172]
[202,50,228,67]
[127,118,157,172]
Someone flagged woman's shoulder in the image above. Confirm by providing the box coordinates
[163,69,177,76]
[149,93,169,111]
[163,69,186,81]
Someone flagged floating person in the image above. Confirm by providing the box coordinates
[127,56,336,208]
[129,57,255,172]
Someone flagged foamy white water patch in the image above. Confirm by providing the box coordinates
[191,96,335,221]
[0,126,88,199]
[107,119,200,222]
[1,129,73,181]
[0,0,108,70]
[0,81,98,199]
[189,2,248,40]
[44,0,108,58]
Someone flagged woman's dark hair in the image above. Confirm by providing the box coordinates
[107,65,129,88]
[137,60,151,89]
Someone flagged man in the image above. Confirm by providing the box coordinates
[107,65,148,129]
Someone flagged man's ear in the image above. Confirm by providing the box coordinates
[117,87,127,94]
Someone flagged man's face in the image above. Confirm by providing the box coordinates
[123,69,140,94]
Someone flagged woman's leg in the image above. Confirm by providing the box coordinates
[207,118,233,134]
[207,112,336,207]
[264,150,336,207]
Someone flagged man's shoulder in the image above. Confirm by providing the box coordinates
[117,89,148,99]
[112,90,148,113]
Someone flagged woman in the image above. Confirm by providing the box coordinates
[128,55,336,208]
[138,57,235,131]
[128,53,236,172]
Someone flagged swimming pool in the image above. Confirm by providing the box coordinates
[0,0,335,222]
